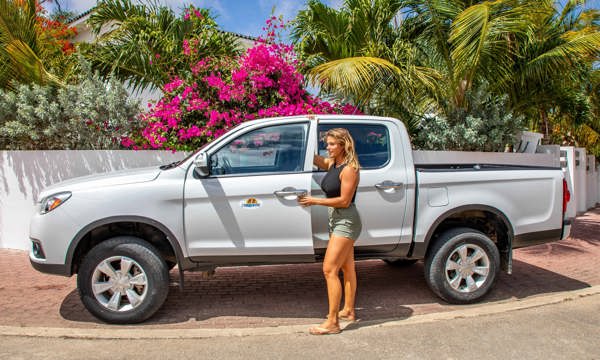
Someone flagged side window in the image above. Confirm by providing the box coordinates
[211,123,308,175]
[318,124,390,169]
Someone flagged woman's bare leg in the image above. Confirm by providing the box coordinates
[340,246,356,320]
[318,234,355,329]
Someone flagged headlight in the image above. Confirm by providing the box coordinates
[40,192,72,214]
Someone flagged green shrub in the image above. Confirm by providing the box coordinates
[0,63,141,150]
[413,91,526,152]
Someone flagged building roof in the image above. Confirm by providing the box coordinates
[66,9,94,23]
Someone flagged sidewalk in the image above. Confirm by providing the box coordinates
[1,208,598,331]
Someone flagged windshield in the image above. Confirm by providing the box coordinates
[159,120,261,170]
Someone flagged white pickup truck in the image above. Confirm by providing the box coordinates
[29,115,572,323]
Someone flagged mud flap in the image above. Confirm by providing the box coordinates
[500,241,513,274]
[178,265,185,291]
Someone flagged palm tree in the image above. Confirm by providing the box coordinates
[292,0,440,127]
[0,0,68,89]
[82,0,241,93]
[293,0,600,143]
[583,69,600,155]
[502,1,600,137]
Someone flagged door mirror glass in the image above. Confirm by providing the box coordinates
[193,152,210,177]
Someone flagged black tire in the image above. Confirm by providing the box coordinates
[77,236,170,324]
[424,227,500,304]
[383,259,419,267]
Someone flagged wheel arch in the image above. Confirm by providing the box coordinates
[412,204,514,272]
[65,216,185,276]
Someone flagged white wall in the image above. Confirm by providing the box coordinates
[587,155,598,209]
[574,148,588,214]
[0,151,187,250]
[560,147,577,219]
[597,163,600,206]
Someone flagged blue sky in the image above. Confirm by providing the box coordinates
[44,0,600,39]
[44,0,344,38]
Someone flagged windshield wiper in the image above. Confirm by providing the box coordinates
[159,161,180,170]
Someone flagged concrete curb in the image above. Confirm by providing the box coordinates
[1,286,598,339]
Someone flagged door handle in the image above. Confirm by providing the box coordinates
[274,189,308,197]
[375,181,404,190]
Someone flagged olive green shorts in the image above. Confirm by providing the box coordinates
[328,204,362,241]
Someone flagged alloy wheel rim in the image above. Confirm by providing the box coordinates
[91,256,148,312]
[444,244,490,293]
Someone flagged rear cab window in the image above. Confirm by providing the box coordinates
[317,123,391,170]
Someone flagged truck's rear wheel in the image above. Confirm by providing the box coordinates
[77,237,170,324]
[425,228,500,304]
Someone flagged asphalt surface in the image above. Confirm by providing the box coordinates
[1,292,598,359]
[0,207,598,336]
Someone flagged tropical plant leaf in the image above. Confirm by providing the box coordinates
[0,0,68,89]
[83,0,240,93]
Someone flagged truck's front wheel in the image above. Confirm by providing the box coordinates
[425,228,500,304]
[77,237,170,324]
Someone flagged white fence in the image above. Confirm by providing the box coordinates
[0,151,186,250]
[559,147,599,216]
[1,149,598,251]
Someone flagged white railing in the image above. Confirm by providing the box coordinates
[559,147,598,216]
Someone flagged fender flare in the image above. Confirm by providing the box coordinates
[410,204,514,258]
[64,215,185,275]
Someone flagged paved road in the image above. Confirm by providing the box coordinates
[1,293,598,359]
[0,208,598,329]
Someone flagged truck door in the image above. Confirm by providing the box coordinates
[312,120,411,254]
[184,120,318,263]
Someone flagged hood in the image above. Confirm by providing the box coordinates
[38,166,162,201]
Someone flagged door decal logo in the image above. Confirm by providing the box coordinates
[241,198,262,209]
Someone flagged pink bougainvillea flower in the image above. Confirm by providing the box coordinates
[183,39,191,56]
[163,77,184,93]
[126,12,358,151]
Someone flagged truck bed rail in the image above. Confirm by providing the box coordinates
[413,150,559,168]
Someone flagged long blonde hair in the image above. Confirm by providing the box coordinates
[325,128,360,170]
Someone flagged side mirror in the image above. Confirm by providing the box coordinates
[193,152,210,177]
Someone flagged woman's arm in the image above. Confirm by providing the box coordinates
[313,153,332,170]
[298,166,359,208]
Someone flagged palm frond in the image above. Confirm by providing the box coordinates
[309,56,439,105]
[450,1,539,87]
[88,0,148,34]
[558,0,587,26]
[0,0,65,89]
[526,31,600,83]
[84,1,240,92]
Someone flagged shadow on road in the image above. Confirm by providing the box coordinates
[59,258,590,326]
[58,209,599,326]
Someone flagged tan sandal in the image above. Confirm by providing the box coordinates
[309,326,342,335]
[338,312,356,322]
[325,312,356,321]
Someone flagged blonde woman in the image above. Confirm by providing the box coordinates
[298,128,362,335]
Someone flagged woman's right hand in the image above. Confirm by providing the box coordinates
[298,195,316,207]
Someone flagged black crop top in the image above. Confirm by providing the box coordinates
[320,163,357,203]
